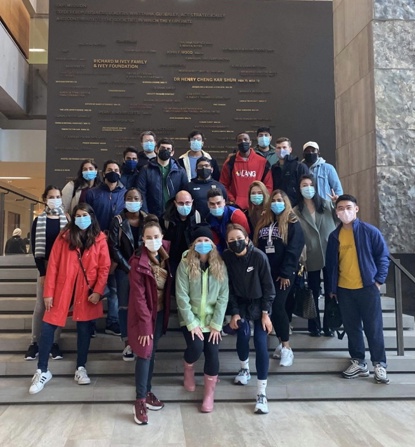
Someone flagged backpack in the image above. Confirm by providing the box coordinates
[325,298,346,340]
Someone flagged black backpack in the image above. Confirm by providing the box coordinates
[325,298,345,340]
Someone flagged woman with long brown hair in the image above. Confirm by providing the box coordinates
[254,189,305,367]
[245,180,270,237]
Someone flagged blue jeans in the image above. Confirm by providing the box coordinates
[115,268,129,340]
[236,319,269,380]
[307,268,330,333]
[135,311,164,399]
[104,273,119,325]
[38,321,93,372]
[337,285,387,367]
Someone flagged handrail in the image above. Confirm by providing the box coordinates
[0,185,42,204]
[388,255,415,356]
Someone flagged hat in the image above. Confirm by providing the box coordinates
[303,141,319,151]
[12,228,22,237]
[191,225,213,242]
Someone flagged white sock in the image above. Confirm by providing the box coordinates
[241,358,249,370]
[257,379,267,396]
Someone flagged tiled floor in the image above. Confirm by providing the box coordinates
[1,400,415,447]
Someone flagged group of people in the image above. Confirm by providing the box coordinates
[24,128,390,425]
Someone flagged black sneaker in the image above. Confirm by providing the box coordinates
[105,322,121,336]
[50,343,63,360]
[25,343,38,360]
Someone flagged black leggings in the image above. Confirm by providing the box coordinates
[271,273,296,342]
[181,326,220,376]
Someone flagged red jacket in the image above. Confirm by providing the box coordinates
[219,149,272,210]
[43,231,110,327]
[128,240,172,359]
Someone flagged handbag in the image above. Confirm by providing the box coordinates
[293,266,317,319]
[77,250,94,296]
[325,297,346,340]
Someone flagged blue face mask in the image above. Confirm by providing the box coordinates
[210,207,224,217]
[177,205,192,217]
[125,159,138,171]
[143,141,155,152]
[75,215,92,230]
[278,149,289,159]
[194,241,213,255]
[190,140,203,152]
[301,186,316,200]
[271,202,285,215]
[257,136,270,148]
[125,201,142,213]
[250,194,264,206]
[82,170,97,181]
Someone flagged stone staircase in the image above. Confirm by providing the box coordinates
[1,255,415,404]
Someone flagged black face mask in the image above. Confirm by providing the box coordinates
[238,142,250,154]
[105,171,120,183]
[304,153,318,164]
[197,167,212,180]
[228,239,246,254]
[158,149,171,161]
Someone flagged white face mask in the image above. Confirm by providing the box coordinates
[144,238,162,252]
[47,198,62,209]
[337,209,356,225]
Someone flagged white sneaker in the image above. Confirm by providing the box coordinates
[272,343,282,359]
[279,347,294,367]
[74,366,91,385]
[29,369,52,394]
[234,368,251,385]
[122,345,135,362]
[254,394,269,414]
[374,364,390,384]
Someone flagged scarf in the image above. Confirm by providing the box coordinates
[34,206,68,257]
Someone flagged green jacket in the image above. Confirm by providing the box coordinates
[176,250,229,332]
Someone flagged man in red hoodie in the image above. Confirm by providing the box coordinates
[220,132,273,210]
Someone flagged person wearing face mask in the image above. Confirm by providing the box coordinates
[162,190,201,284]
[254,190,305,368]
[137,138,188,219]
[178,130,220,181]
[108,188,148,361]
[25,186,69,361]
[222,224,275,414]
[128,216,172,425]
[175,226,228,413]
[245,181,270,237]
[86,160,125,336]
[255,126,278,166]
[302,141,343,201]
[62,159,101,214]
[326,194,390,385]
[271,137,309,207]
[206,189,250,254]
[293,175,337,337]
[29,203,110,394]
[220,132,273,210]
[135,130,158,171]
[184,156,228,219]
[120,147,140,189]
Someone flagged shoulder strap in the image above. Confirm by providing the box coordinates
[76,249,91,290]
[261,162,270,182]
[228,154,236,177]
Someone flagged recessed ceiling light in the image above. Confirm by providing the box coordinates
[0,177,32,180]
[29,48,47,53]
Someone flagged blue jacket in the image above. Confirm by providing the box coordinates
[137,158,188,218]
[326,218,389,294]
[86,182,126,231]
[305,157,343,199]
[120,163,140,189]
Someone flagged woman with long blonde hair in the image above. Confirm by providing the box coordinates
[255,189,305,368]
[175,225,229,413]
[246,181,270,237]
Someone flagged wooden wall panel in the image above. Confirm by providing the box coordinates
[0,0,30,58]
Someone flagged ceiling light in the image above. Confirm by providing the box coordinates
[29,48,47,53]
[0,177,32,180]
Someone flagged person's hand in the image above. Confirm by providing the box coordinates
[88,292,101,304]
[277,277,290,290]
[262,313,272,333]
[138,334,153,346]
[44,297,53,311]
[190,326,204,341]
[39,276,45,286]
[327,189,339,203]
[230,314,241,330]
[208,328,222,344]
[375,282,381,290]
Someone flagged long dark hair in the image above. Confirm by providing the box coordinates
[42,185,62,202]
[66,203,101,250]
[297,174,325,214]
[73,159,101,193]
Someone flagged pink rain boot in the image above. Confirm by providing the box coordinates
[201,374,218,413]
[184,361,196,392]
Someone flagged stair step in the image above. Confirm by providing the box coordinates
[0,255,36,268]
[0,283,36,297]
[2,373,415,404]
[3,351,415,377]
[0,269,37,281]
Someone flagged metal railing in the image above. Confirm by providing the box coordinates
[389,255,415,356]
